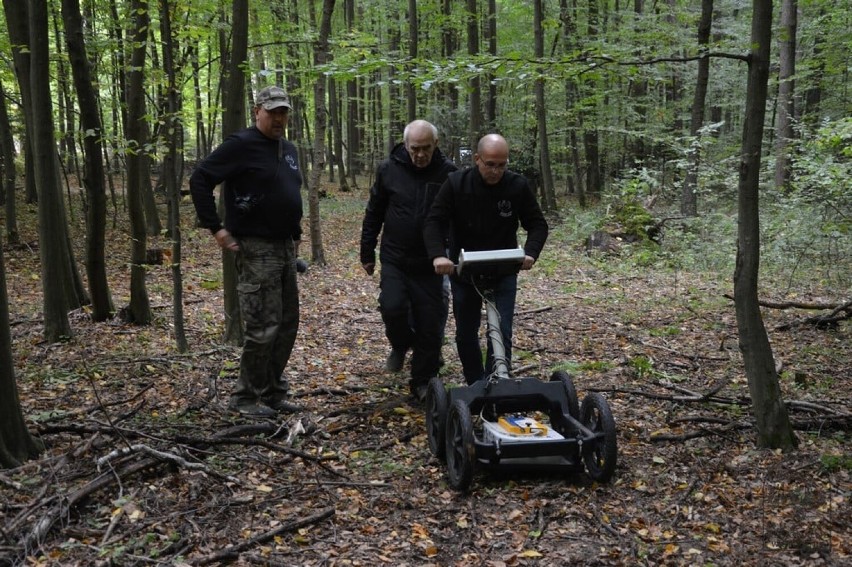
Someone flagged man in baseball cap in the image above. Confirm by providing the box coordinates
[256,85,292,110]
[189,84,303,417]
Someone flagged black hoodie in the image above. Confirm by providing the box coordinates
[189,126,303,241]
[423,166,549,264]
[360,143,457,273]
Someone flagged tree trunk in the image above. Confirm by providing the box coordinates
[801,6,824,128]
[29,0,88,341]
[533,0,556,211]
[466,0,482,148]
[387,7,402,153]
[0,232,44,468]
[774,0,797,192]
[216,0,249,345]
[560,0,584,206]
[61,0,114,322]
[307,0,335,265]
[628,0,648,167]
[124,0,152,325]
[681,0,713,217]
[190,43,209,160]
[584,0,602,195]
[734,0,797,450]
[485,0,497,129]
[159,0,188,352]
[284,0,311,189]
[344,0,361,186]
[406,0,417,122]
[328,78,349,191]
[2,0,36,216]
[0,78,19,244]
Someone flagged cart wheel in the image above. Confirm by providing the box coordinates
[550,370,580,420]
[445,400,475,492]
[580,393,618,483]
[425,377,448,461]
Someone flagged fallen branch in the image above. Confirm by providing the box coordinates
[722,294,849,311]
[96,444,241,484]
[190,506,336,565]
[722,294,852,329]
[0,473,23,490]
[12,421,300,559]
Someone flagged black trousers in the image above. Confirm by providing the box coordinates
[379,262,445,383]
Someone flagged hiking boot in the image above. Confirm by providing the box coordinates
[385,348,406,372]
[265,398,304,414]
[410,381,430,404]
[229,400,277,418]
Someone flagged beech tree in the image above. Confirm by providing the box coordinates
[681,0,714,217]
[220,0,249,345]
[533,0,556,211]
[61,0,114,322]
[123,0,152,325]
[0,233,43,468]
[734,0,798,450]
[159,0,188,351]
[0,78,18,244]
[26,0,88,341]
[306,0,335,266]
[774,0,797,192]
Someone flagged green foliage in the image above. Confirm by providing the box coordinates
[660,212,737,275]
[788,117,852,222]
[615,202,655,240]
[648,325,681,337]
[628,355,655,379]
[759,119,852,292]
[819,453,852,473]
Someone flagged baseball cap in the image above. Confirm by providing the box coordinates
[256,86,292,110]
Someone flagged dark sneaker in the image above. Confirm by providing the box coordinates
[229,401,277,418]
[265,398,304,414]
[385,348,406,372]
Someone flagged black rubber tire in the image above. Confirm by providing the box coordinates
[425,377,448,461]
[580,392,618,483]
[445,400,475,492]
[550,370,581,420]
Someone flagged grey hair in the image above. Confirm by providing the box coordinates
[403,120,439,144]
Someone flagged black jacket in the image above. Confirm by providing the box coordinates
[189,126,303,241]
[423,166,548,263]
[360,144,457,272]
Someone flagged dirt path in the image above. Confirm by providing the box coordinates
[1,194,849,566]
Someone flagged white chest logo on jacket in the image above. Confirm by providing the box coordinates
[498,200,513,218]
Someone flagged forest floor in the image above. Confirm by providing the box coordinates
[1,189,850,567]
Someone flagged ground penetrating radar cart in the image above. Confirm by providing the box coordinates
[426,248,618,492]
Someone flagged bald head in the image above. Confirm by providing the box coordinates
[474,134,510,185]
[404,120,439,168]
[477,133,508,155]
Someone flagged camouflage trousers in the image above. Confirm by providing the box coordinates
[231,237,299,405]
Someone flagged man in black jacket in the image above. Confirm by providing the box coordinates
[360,120,457,401]
[190,86,303,417]
[424,134,548,385]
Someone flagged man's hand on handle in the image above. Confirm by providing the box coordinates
[432,256,454,276]
[432,254,536,275]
